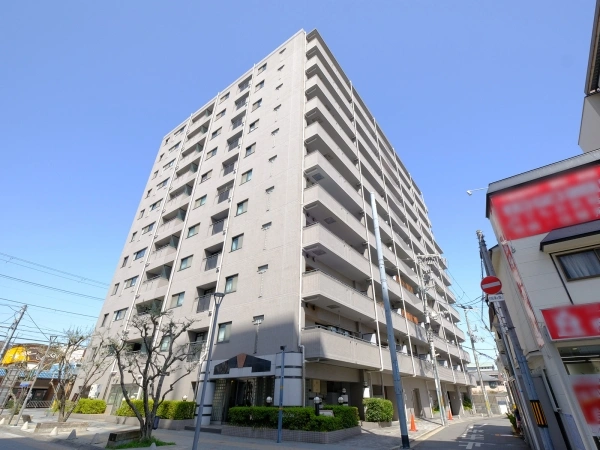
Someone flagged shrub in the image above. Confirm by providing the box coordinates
[227,405,358,431]
[363,398,393,422]
[116,400,194,420]
[462,396,472,410]
[73,398,106,414]
[116,399,151,417]
[506,412,517,428]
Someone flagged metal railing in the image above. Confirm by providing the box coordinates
[223,163,235,175]
[303,325,375,345]
[187,341,207,362]
[217,189,230,204]
[204,253,220,271]
[210,218,226,235]
[227,140,240,151]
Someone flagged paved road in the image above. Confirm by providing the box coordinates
[0,428,67,450]
[415,417,529,449]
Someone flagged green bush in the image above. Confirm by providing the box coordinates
[363,398,393,422]
[115,399,193,419]
[227,405,358,431]
[462,396,472,410]
[73,398,106,414]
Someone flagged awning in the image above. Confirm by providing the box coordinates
[539,219,600,253]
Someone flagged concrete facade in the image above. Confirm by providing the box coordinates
[76,29,474,424]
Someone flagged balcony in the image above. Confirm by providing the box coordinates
[305,76,354,139]
[436,364,455,383]
[165,191,191,214]
[304,122,359,182]
[306,36,352,101]
[147,245,177,271]
[158,216,185,235]
[217,188,231,204]
[137,275,170,299]
[302,326,380,369]
[222,162,236,176]
[204,253,221,271]
[303,223,370,281]
[179,147,202,167]
[305,54,352,119]
[171,169,197,191]
[195,295,212,313]
[187,341,207,362]
[209,218,227,236]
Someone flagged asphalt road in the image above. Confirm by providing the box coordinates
[0,429,67,450]
[416,417,529,450]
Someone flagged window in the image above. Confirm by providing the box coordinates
[201,170,212,183]
[138,210,145,219]
[175,126,185,136]
[180,255,193,270]
[278,65,284,71]
[269,155,277,163]
[220,92,230,103]
[112,283,120,295]
[206,147,217,159]
[239,78,251,91]
[124,276,138,289]
[159,154,164,161]
[252,99,262,111]
[141,222,155,234]
[245,143,256,157]
[261,222,272,250]
[211,128,222,139]
[164,137,170,145]
[217,322,232,343]
[276,83,283,90]
[194,195,207,208]
[255,80,264,92]
[121,256,129,268]
[236,200,248,215]
[262,222,272,230]
[170,292,185,308]
[133,248,147,260]
[159,336,171,352]
[266,186,274,210]
[231,234,244,251]
[271,128,279,136]
[153,170,158,179]
[257,63,267,74]
[258,265,268,297]
[187,223,199,238]
[149,200,162,211]
[101,313,109,327]
[225,275,238,293]
[274,104,281,112]
[558,249,600,281]
[249,120,259,132]
[279,47,286,54]
[114,308,128,321]
[235,97,247,110]
[231,116,244,129]
[146,189,152,198]
[164,159,175,170]
[169,143,180,152]
[241,170,252,184]
[157,178,169,189]
[216,109,226,119]
[258,264,268,273]
[131,232,137,242]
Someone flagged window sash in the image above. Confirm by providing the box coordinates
[559,250,600,280]
[225,275,238,293]
[231,235,243,251]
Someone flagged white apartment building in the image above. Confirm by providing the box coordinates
[579,1,600,153]
[79,29,474,424]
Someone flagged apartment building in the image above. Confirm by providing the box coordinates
[80,29,474,424]
[579,0,600,153]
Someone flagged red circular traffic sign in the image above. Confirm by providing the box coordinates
[481,276,502,295]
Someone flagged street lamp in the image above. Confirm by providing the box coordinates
[182,395,188,402]
[266,396,273,406]
[466,187,486,196]
[338,396,344,405]
[313,396,321,416]
[192,292,226,450]
[277,345,286,444]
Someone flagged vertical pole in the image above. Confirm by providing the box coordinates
[0,305,27,361]
[370,192,411,449]
[463,310,492,417]
[477,231,554,450]
[277,346,285,443]
[192,295,222,450]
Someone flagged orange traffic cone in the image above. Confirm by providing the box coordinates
[447,408,453,421]
[410,413,418,432]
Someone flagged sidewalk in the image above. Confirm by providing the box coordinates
[0,408,501,449]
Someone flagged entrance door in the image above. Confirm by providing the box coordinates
[412,389,423,418]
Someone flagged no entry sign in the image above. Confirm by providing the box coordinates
[481,276,502,295]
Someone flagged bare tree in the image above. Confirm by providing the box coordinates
[54,328,111,423]
[108,309,197,441]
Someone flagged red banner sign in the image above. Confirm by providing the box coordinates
[542,303,600,340]
[490,165,600,241]
[571,375,600,436]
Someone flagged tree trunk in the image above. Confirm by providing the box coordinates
[139,415,154,441]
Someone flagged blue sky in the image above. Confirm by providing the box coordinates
[0,1,595,361]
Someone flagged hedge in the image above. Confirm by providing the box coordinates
[363,398,393,422]
[462,396,473,410]
[115,399,194,420]
[227,405,359,432]
[73,399,106,414]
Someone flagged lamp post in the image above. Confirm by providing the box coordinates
[314,396,321,416]
[338,396,344,405]
[466,187,486,196]
[266,396,273,406]
[277,345,285,444]
[192,292,226,450]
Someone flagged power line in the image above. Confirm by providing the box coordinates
[0,274,104,301]
[0,257,107,290]
[25,312,49,340]
[0,297,98,319]
[0,252,109,287]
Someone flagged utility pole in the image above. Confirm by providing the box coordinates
[415,257,446,427]
[370,193,410,449]
[459,306,491,417]
[10,335,57,425]
[0,305,27,362]
[477,230,554,450]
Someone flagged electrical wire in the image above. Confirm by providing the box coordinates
[0,274,104,301]
[0,297,98,319]
[0,252,108,287]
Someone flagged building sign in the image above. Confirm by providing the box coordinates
[490,165,600,241]
[570,374,600,436]
[541,303,600,340]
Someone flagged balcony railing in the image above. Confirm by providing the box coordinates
[196,295,211,313]
[210,218,227,235]
[217,189,231,204]
[187,341,207,362]
[227,140,240,151]
[204,253,221,271]
[223,163,235,176]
